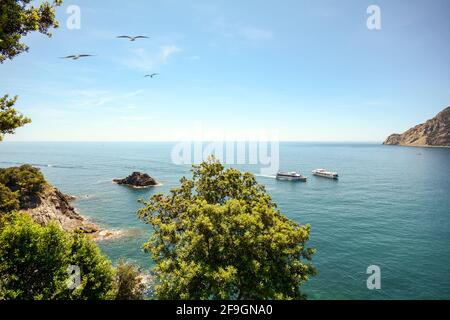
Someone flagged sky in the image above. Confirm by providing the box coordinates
[1,0,450,142]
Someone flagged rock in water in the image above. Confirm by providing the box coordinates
[383,106,450,147]
[113,172,158,188]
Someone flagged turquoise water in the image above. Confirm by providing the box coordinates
[1,142,449,299]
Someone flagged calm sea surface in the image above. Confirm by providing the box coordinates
[1,142,449,299]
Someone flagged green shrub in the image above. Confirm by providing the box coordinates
[115,259,145,300]
[0,183,19,214]
[0,214,116,300]
[0,165,46,208]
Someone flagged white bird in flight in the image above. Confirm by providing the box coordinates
[144,73,159,78]
[60,54,95,60]
[117,35,149,41]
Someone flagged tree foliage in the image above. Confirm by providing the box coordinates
[0,0,62,62]
[67,232,116,300]
[0,0,62,139]
[139,157,316,300]
[0,95,31,141]
[0,214,116,300]
[115,259,146,300]
[0,1,126,301]
[0,183,20,214]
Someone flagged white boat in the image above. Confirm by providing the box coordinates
[276,171,307,182]
[312,169,339,179]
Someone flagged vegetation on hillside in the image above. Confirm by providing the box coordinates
[0,214,147,300]
[0,1,146,300]
[0,214,116,299]
[0,183,20,213]
[0,165,46,210]
[0,165,146,300]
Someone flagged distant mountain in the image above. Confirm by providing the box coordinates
[383,106,450,147]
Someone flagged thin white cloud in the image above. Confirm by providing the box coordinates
[161,45,181,60]
[365,101,384,107]
[239,26,273,41]
[124,45,181,71]
[117,115,154,121]
[67,89,144,107]
[187,55,200,62]
[212,18,273,42]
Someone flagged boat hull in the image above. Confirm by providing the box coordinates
[312,173,338,179]
[276,176,307,182]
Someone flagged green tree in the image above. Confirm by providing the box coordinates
[138,157,316,300]
[0,0,63,139]
[115,259,146,300]
[68,232,116,300]
[0,0,119,301]
[0,95,31,141]
[0,0,62,62]
[0,214,116,300]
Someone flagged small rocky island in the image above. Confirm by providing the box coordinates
[383,106,450,147]
[113,172,159,188]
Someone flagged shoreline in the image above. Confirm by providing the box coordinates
[70,198,137,242]
[383,144,450,149]
[76,208,137,242]
[112,180,163,188]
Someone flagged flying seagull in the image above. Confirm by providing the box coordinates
[117,35,149,41]
[144,73,159,78]
[60,54,95,60]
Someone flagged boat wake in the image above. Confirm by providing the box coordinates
[0,161,85,170]
[255,174,277,179]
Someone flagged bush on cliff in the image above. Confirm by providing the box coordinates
[0,214,116,300]
[0,183,20,214]
[0,165,46,208]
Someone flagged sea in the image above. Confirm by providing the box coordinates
[0,141,449,300]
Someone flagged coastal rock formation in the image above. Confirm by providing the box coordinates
[383,106,450,147]
[383,133,402,145]
[113,172,158,188]
[22,184,99,234]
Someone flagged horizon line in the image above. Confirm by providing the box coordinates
[1,140,383,143]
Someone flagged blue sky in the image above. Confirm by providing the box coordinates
[1,0,449,141]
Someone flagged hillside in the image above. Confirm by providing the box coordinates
[383,107,450,147]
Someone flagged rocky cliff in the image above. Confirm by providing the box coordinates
[22,184,99,234]
[383,106,450,147]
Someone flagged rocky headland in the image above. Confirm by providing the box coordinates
[383,106,450,147]
[21,184,100,235]
[20,183,127,241]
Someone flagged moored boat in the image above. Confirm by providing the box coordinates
[312,169,339,179]
[276,171,307,182]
